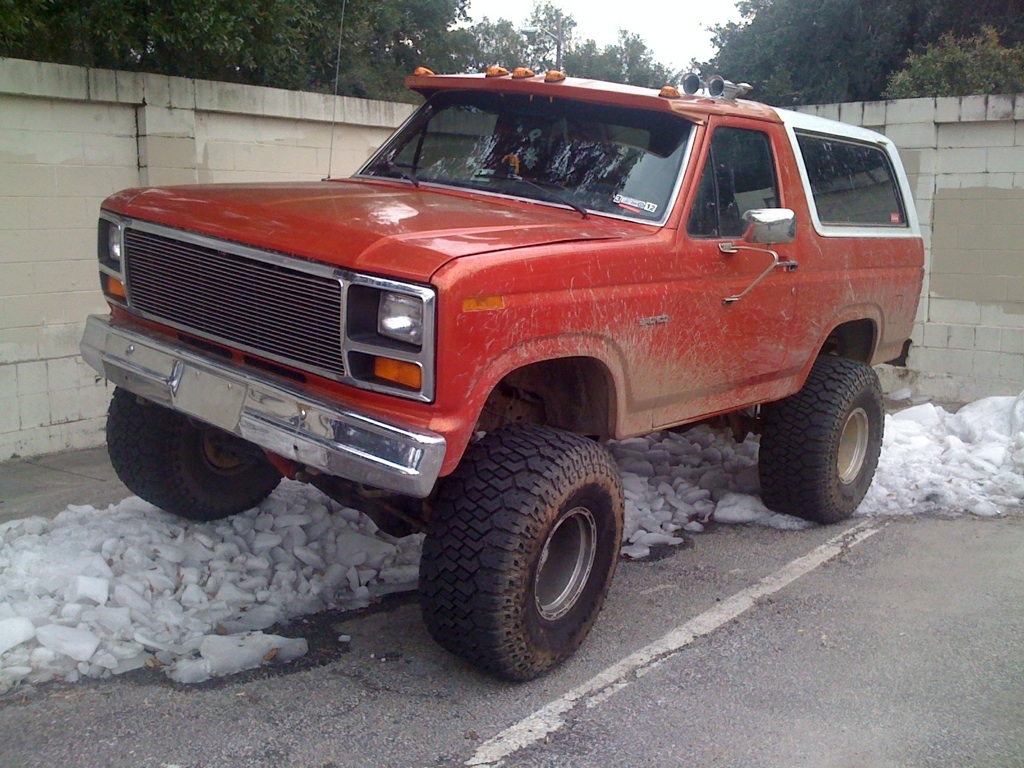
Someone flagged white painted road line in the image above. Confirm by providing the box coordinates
[466,520,883,767]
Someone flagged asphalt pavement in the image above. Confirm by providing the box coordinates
[0,446,130,525]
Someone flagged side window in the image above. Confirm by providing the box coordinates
[687,127,778,238]
[796,132,907,226]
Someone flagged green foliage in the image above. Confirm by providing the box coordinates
[704,0,1024,105]
[0,0,676,100]
[461,1,677,88]
[884,27,1024,98]
[564,32,678,88]
[0,0,470,99]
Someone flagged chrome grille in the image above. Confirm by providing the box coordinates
[124,228,345,378]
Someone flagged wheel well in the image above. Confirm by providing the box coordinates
[475,357,615,438]
[821,319,876,362]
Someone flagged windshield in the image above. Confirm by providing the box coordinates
[359,90,693,223]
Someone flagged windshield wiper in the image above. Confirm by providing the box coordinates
[381,161,420,187]
[505,176,588,219]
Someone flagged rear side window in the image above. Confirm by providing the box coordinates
[796,132,907,227]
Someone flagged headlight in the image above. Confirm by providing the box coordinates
[108,222,123,262]
[345,277,436,402]
[378,291,424,346]
[98,213,128,305]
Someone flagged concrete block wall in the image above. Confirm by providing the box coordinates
[0,57,414,460]
[799,94,1024,403]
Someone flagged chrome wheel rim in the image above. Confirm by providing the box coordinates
[535,507,598,621]
[837,407,869,484]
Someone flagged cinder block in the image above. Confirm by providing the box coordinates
[0,164,57,197]
[929,298,981,325]
[141,73,172,109]
[884,122,936,149]
[138,136,197,170]
[974,326,1001,352]
[198,141,237,172]
[15,360,48,396]
[27,196,96,231]
[922,322,951,347]
[997,352,1024,381]
[114,70,145,105]
[947,324,975,350]
[49,388,82,423]
[885,97,935,125]
[939,122,1016,148]
[0,362,14,396]
[987,146,1024,174]
[87,69,119,103]
[987,94,1015,121]
[972,350,1002,379]
[861,100,886,126]
[81,133,138,167]
[934,97,961,124]
[38,321,90,359]
[960,95,988,122]
[138,105,195,138]
[47,356,81,391]
[910,322,925,345]
[0,264,34,297]
[139,167,199,186]
[167,76,195,110]
[1001,328,1024,354]
[59,416,107,452]
[0,327,41,364]
[18,391,50,429]
[0,396,18,433]
[935,147,988,174]
[0,59,87,100]
[195,80,263,115]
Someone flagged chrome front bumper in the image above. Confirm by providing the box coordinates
[80,315,446,498]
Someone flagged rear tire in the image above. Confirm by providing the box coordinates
[419,424,624,681]
[759,356,883,524]
[107,387,282,521]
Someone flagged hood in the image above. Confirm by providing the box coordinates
[106,180,650,282]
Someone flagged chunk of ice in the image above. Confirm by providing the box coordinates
[35,624,101,662]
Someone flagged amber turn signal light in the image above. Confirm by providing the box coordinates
[103,274,126,299]
[374,357,422,390]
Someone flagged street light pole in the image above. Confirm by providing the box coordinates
[522,11,564,72]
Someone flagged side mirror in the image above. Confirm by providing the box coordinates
[742,208,796,245]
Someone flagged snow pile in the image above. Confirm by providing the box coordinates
[865,394,1024,517]
[610,425,810,560]
[0,483,422,690]
[0,391,1022,691]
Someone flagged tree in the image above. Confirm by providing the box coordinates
[0,0,470,100]
[884,27,1024,98]
[457,2,677,87]
[0,0,321,89]
[703,0,1024,105]
[565,32,678,88]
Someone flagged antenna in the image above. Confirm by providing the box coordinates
[325,0,347,180]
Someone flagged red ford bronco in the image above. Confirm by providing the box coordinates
[81,69,923,679]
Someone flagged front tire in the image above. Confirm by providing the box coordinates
[419,424,624,681]
[759,356,883,524]
[106,387,282,521]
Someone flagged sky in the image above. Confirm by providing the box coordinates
[1,389,1022,689]
[463,0,745,70]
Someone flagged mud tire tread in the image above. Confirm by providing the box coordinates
[419,424,624,681]
[106,387,281,521]
[759,356,883,525]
